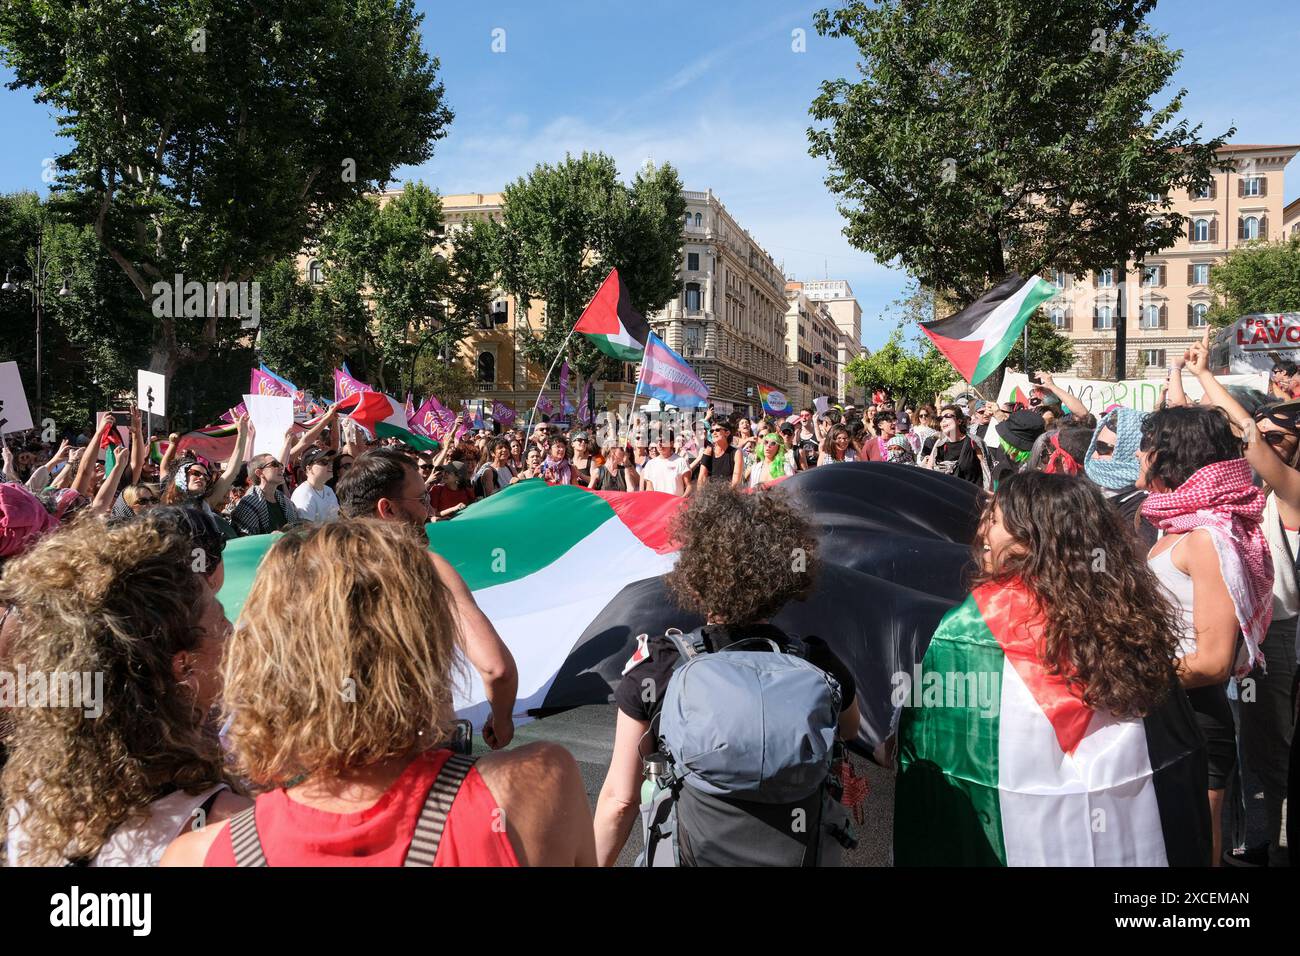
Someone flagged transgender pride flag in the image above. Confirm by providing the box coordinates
[638,332,708,408]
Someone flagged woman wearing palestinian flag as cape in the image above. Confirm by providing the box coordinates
[895,472,1211,866]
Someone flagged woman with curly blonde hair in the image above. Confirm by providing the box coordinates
[163,519,594,867]
[2,520,244,866]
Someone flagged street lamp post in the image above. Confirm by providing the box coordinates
[3,228,69,425]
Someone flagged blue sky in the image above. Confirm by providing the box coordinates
[2,0,1298,350]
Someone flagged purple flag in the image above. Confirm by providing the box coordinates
[492,401,517,426]
[250,367,293,399]
[537,394,555,415]
[333,367,373,403]
[560,360,573,415]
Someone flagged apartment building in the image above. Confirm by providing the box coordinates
[783,284,841,409]
[1047,143,1298,378]
[798,279,865,405]
[647,189,789,415]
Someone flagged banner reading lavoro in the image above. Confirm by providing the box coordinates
[1210,313,1300,374]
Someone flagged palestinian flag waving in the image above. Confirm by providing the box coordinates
[573,268,650,361]
[334,391,440,452]
[895,581,1210,866]
[920,274,1056,384]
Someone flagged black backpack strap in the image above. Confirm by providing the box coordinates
[228,806,267,867]
[663,627,708,662]
[404,753,479,867]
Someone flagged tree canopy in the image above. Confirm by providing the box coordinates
[1206,236,1300,327]
[809,0,1231,309]
[493,153,687,381]
[0,0,452,379]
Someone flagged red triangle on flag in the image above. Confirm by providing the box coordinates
[573,269,623,336]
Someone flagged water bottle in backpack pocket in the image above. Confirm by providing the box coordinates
[637,627,856,867]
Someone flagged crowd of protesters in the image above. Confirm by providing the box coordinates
[0,334,1296,868]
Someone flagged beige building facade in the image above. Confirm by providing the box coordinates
[783,284,841,410]
[648,189,789,415]
[798,279,865,405]
[1048,143,1298,378]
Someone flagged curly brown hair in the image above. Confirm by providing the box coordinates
[970,471,1180,718]
[0,520,229,865]
[664,483,818,626]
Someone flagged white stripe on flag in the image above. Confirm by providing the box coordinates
[997,660,1168,866]
[452,517,678,723]
[953,277,1046,348]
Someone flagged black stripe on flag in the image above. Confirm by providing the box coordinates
[919,273,1031,341]
[615,276,650,347]
[1142,680,1213,866]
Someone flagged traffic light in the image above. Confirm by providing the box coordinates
[814,352,823,366]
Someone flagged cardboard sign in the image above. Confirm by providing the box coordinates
[1212,313,1300,374]
[243,394,294,459]
[0,362,35,435]
[137,369,167,416]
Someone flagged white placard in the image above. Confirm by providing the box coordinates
[814,396,830,416]
[243,394,294,459]
[137,369,167,416]
[0,362,34,435]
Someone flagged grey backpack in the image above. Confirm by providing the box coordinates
[637,627,856,867]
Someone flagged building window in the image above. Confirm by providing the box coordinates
[1192,263,1209,286]
[1141,265,1162,287]
[684,213,692,226]
[1097,268,1114,288]
[476,350,495,384]
[1243,216,1260,240]
[308,260,324,284]
[687,252,699,271]
[1052,268,1067,288]
[1140,303,1161,329]
[685,282,702,313]
[1091,349,1117,378]
[685,326,701,354]
[1049,307,1066,329]
[1142,349,1167,369]
[1094,305,1114,330]
[1243,177,1263,197]
[1190,303,1209,328]
[1193,218,1209,242]
[694,213,703,228]
[1193,184,1212,200]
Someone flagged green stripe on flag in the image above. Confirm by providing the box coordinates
[216,480,614,622]
[971,277,1057,383]
[590,337,645,362]
[895,594,1007,866]
[375,421,441,452]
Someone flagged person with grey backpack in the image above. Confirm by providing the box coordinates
[594,483,862,866]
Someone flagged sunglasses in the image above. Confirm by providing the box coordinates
[136,496,158,506]
[1263,430,1296,448]
[262,461,283,470]
[186,467,210,480]
[940,414,957,421]
[1093,439,1115,456]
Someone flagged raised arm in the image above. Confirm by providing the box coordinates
[1036,372,1088,420]
[129,406,146,484]
[90,434,131,517]
[1165,355,1189,407]
[72,416,113,497]
[159,431,181,479]
[1,443,17,483]
[290,405,338,459]
[205,414,250,507]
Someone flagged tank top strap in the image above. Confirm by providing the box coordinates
[404,753,478,866]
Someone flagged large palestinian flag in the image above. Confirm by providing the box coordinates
[216,463,981,751]
[573,268,650,361]
[920,274,1057,384]
[895,581,1210,866]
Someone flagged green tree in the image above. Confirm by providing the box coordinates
[847,331,958,409]
[1206,236,1300,327]
[809,0,1230,313]
[1005,311,1077,376]
[0,0,452,380]
[495,154,687,382]
[0,191,154,431]
[252,259,342,398]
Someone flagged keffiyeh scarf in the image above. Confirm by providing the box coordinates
[1142,457,1272,675]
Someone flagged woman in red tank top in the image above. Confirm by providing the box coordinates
[162,519,595,867]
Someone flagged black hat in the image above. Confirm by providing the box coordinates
[301,446,336,468]
[1001,409,1047,451]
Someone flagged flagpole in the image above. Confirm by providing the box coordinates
[525,324,579,438]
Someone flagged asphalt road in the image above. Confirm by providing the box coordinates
[507,703,894,867]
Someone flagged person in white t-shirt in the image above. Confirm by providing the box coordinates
[291,447,340,521]
[639,435,690,496]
